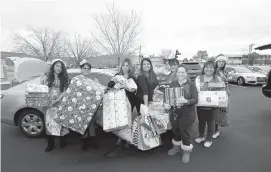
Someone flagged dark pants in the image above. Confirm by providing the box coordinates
[197,108,218,141]
[170,107,194,146]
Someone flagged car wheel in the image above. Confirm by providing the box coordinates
[18,110,45,138]
[237,77,245,86]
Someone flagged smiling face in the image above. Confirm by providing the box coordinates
[176,66,187,81]
[53,62,63,74]
[81,64,91,75]
[142,60,151,72]
[204,63,215,76]
[121,62,130,74]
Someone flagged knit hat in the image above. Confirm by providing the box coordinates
[51,59,66,66]
[215,55,227,62]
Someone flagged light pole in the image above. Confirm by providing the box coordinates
[249,44,255,65]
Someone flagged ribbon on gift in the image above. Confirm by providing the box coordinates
[26,83,49,93]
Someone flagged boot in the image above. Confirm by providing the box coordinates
[89,136,99,149]
[81,138,89,151]
[168,139,181,156]
[45,135,55,152]
[60,136,67,148]
[181,142,193,163]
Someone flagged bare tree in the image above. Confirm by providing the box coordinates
[12,27,65,61]
[92,3,141,66]
[65,34,98,66]
[160,49,174,59]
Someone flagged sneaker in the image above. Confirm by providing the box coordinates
[195,137,205,144]
[212,131,220,139]
[204,141,212,148]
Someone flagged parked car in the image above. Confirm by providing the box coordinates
[225,65,266,86]
[246,65,271,76]
[181,62,202,81]
[1,64,116,137]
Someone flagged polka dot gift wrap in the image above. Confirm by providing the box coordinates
[55,75,106,135]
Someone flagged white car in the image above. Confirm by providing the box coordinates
[225,66,266,86]
[1,59,116,138]
[246,65,271,76]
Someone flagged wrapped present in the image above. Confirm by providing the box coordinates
[165,87,184,107]
[197,91,228,108]
[26,83,49,93]
[132,115,161,151]
[112,75,126,89]
[103,89,132,132]
[55,75,106,135]
[25,92,50,107]
[153,90,164,102]
[125,78,137,92]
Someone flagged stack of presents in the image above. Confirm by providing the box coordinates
[25,76,228,151]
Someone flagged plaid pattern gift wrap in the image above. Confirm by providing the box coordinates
[102,89,132,132]
[55,75,106,135]
[25,83,50,107]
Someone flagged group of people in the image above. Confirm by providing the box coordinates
[40,54,230,164]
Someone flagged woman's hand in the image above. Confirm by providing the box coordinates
[177,97,188,104]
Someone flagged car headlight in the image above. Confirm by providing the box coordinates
[246,76,255,79]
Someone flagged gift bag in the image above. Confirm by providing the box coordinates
[197,91,228,108]
[55,75,106,135]
[125,78,137,92]
[132,115,161,151]
[103,89,132,132]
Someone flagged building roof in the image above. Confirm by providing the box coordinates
[255,44,271,50]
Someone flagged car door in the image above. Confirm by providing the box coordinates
[226,67,234,82]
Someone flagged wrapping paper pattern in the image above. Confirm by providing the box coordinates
[26,83,49,93]
[197,91,228,108]
[25,93,50,107]
[55,75,106,135]
[45,106,69,136]
[132,115,162,151]
[125,78,137,92]
[103,89,132,132]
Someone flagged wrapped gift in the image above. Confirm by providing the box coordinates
[153,90,164,102]
[25,84,50,107]
[112,75,126,89]
[165,87,184,107]
[26,83,49,93]
[103,89,132,132]
[132,116,161,151]
[197,91,228,108]
[125,78,137,92]
[55,75,106,135]
[112,128,133,144]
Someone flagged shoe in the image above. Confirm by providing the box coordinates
[45,135,55,153]
[212,131,220,139]
[168,140,181,156]
[45,146,55,152]
[195,137,205,144]
[204,141,212,148]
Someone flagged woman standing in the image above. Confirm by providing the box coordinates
[41,59,69,152]
[105,58,138,157]
[194,60,223,148]
[213,54,230,139]
[165,64,198,163]
[78,60,99,151]
[135,58,159,112]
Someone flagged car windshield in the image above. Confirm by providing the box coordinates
[235,67,253,73]
[260,66,271,72]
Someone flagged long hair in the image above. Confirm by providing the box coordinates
[202,60,216,78]
[119,58,134,78]
[215,54,227,71]
[140,58,157,84]
[47,60,69,93]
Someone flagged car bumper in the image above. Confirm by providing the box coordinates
[245,78,265,85]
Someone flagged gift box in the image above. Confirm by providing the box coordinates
[26,83,49,93]
[25,92,50,107]
[153,90,164,102]
[55,75,106,135]
[165,87,184,107]
[103,89,132,132]
[132,115,161,151]
[197,91,228,108]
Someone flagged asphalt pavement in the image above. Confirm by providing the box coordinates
[1,84,271,172]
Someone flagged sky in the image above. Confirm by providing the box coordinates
[1,0,271,59]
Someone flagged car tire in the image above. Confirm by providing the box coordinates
[18,110,45,138]
[237,77,245,86]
